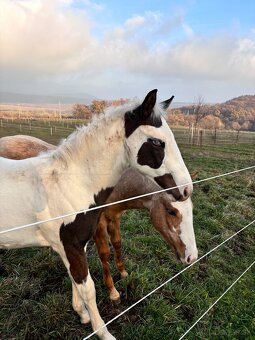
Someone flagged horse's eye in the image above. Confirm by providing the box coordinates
[148,138,165,148]
[167,208,176,217]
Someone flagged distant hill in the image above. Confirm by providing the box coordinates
[174,95,255,131]
[223,95,255,110]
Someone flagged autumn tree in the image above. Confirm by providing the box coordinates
[231,121,241,130]
[200,115,224,129]
[72,104,91,119]
[191,96,209,131]
[91,100,107,114]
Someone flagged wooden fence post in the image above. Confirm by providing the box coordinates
[190,123,194,145]
[214,128,217,144]
[236,130,240,144]
[199,130,203,147]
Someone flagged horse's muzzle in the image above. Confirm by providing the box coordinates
[154,173,192,202]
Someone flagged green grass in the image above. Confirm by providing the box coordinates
[0,124,254,339]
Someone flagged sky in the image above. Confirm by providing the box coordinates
[0,0,255,103]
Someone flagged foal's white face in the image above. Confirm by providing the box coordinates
[124,90,193,201]
[149,195,198,265]
[172,198,198,264]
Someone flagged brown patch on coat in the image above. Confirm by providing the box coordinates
[124,89,162,138]
[59,187,113,284]
[149,195,186,259]
[137,141,165,169]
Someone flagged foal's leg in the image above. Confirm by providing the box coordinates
[107,217,128,279]
[75,269,116,339]
[94,215,120,301]
[72,282,90,324]
[58,244,115,340]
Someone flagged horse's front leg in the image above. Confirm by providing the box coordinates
[94,215,120,301]
[107,216,128,279]
[58,243,115,340]
[75,269,116,340]
[72,281,90,324]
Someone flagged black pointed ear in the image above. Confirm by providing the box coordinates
[141,89,157,119]
[160,95,174,110]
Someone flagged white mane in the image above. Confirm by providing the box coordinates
[52,98,165,165]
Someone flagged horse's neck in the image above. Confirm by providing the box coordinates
[57,116,128,192]
[107,169,161,204]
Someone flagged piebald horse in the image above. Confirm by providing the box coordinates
[0,90,193,339]
[0,133,197,299]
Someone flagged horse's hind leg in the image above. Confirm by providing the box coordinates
[107,217,128,279]
[94,216,120,301]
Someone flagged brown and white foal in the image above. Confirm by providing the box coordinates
[94,169,196,300]
[0,135,197,301]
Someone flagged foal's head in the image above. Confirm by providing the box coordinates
[149,195,198,265]
[124,89,192,201]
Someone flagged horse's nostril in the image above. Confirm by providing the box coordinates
[184,187,188,198]
[186,255,191,264]
[183,186,191,199]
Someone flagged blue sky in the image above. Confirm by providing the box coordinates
[0,0,255,102]
[89,0,254,35]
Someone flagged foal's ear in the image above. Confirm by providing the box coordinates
[160,95,174,110]
[141,89,157,118]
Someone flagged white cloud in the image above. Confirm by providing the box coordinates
[81,0,104,11]
[182,23,194,38]
[125,15,146,29]
[0,0,98,72]
[0,0,254,100]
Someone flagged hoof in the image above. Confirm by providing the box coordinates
[101,332,116,340]
[120,270,128,279]
[111,297,121,306]
[109,287,120,301]
[80,312,91,324]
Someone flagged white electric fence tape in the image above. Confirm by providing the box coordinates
[1,165,254,235]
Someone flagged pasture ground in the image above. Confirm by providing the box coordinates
[0,121,254,339]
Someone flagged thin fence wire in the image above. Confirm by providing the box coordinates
[1,120,254,339]
[83,218,255,339]
[1,165,254,235]
[179,260,255,340]
[1,157,254,339]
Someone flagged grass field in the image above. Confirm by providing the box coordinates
[1,118,255,146]
[0,121,254,339]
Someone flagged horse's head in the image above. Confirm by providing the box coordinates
[124,89,192,201]
[150,195,198,265]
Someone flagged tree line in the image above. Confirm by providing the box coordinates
[170,95,255,131]
[72,99,128,119]
[72,95,255,131]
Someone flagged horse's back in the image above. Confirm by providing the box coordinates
[0,155,88,249]
[0,135,55,159]
[0,157,50,245]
